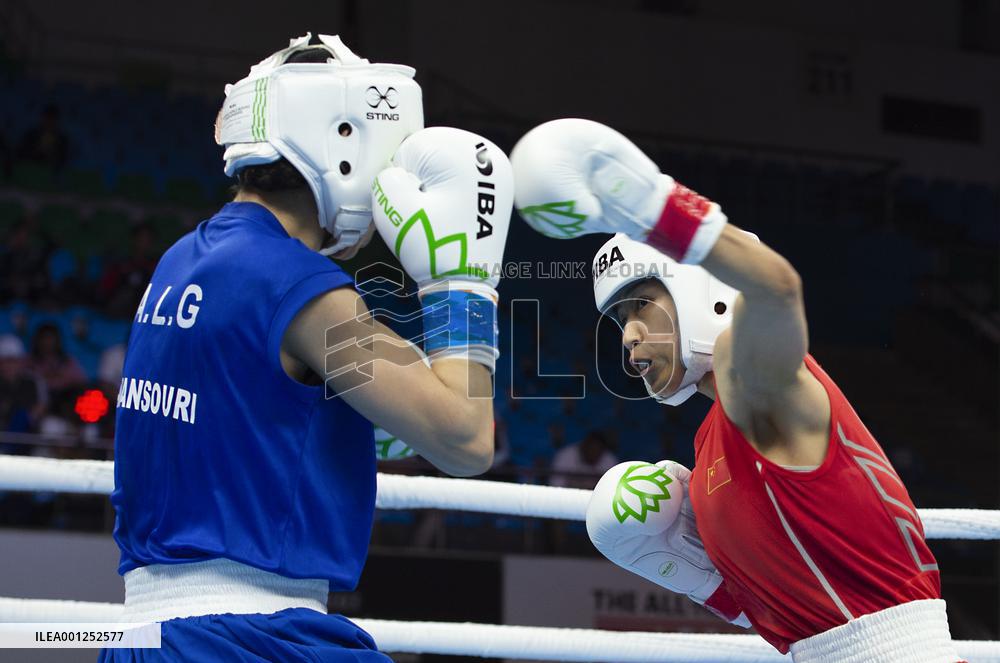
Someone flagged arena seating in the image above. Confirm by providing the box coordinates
[0,72,995,478]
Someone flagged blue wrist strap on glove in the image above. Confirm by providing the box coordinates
[420,287,498,371]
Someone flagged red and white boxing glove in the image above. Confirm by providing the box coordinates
[586,460,750,627]
[510,118,726,264]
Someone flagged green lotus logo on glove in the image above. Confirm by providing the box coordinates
[375,432,416,460]
[612,463,673,524]
[518,201,588,239]
[394,207,490,280]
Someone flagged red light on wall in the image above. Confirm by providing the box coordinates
[75,389,110,424]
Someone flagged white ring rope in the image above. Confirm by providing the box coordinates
[0,598,126,622]
[376,472,591,520]
[1,455,999,659]
[1,454,998,539]
[0,455,113,494]
[0,598,998,662]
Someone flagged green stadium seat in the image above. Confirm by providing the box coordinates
[115,173,158,202]
[142,212,183,251]
[73,220,104,259]
[164,177,205,206]
[10,161,55,191]
[88,208,133,255]
[37,204,83,242]
[0,199,26,233]
[65,168,108,197]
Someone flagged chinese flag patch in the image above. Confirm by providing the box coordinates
[707,456,732,495]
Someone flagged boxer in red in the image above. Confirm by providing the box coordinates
[510,119,962,661]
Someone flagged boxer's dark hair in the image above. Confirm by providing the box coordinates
[233,46,331,195]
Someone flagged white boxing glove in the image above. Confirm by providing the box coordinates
[374,426,416,460]
[372,127,513,371]
[373,126,512,291]
[587,460,750,627]
[510,119,727,264]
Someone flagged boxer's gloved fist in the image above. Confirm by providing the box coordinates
[372,127,513,371]
[374,426,416,460]
[587,460,750,627]
[373,127,512,291]
[510,119,726,264]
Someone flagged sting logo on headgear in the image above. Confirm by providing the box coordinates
[366,86,399,109]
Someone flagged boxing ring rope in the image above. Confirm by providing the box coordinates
[2,597,999,662]
[1,454,999,538]
[2,454,1000,661]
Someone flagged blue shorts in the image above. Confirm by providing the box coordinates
[98,608,391,662]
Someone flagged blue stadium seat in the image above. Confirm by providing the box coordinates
[47,248,77,285]
[895,176,928,204]
[962,184,999,242]
[927,180,963,229]
[507,418,552,466]
[0,307,15,335]
[88,315,131,350]
[375,511,415,525]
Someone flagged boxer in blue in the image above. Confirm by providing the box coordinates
[99,34,513,662]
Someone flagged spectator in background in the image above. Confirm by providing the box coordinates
[546,430,619,553]
[491,415,510,470]
[550,430,619,489]
[548,421,566,454]
[30,323,86,396]
[92,328,128,441]
[0,217,49,302]
[0,333,55,524]
[17,104,69,172]
[7,304,30,343]
[67,312,109,376]
[99,223,158,317]
[98,337,126,393]
[36,390,78,446]
[0,334,45,437]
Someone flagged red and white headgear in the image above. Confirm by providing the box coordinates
[593,234,742,405]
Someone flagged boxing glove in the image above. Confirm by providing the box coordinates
[374,426,417,460]
[372,127,513,371]
[510,118,727,264]
[587,460,749,627]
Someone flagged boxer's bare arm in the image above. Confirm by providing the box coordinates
[701,225,830,464]
[702,224,807,387]
[282,287,494,477]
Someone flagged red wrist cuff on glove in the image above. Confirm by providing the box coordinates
[645,183,713,262]
[702,581,746,625]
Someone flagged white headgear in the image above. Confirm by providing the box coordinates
[216,33,424,255]
[593,234,740,406]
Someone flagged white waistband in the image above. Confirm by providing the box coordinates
[790,599,960,663]
[120,559,330,623]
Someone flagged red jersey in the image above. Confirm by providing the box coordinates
[689,354,941,653]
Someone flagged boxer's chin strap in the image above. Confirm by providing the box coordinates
[649,345,713,406]
[318,209,372,256]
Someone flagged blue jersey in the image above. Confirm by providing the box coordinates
[111,202,375,589]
